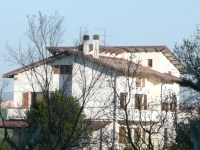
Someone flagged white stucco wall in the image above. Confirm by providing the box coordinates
[71,55,116,120]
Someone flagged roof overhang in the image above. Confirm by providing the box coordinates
[47,45,187,74]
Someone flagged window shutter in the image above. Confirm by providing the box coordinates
[119,127,126,144]
[134,128,139,142]
[142,129,146,142]
[144,95,147,110]
[139,94,142,109]
[161,102,166,111]
[120,93,125,108]
[23,92,29,108]
[135,94,139,109]
[54,65,59,74]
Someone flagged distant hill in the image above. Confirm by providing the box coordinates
[1,92,13,101]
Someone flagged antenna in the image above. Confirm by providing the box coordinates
[95,28,113,46]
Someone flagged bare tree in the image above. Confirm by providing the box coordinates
[174,25,200,107]
[4,12,114,150]
[103,52,181,150]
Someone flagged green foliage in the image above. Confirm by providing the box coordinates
[124,143,135,150]
[177,108,200,150]
[0,140,12,150]
[5,126,41,150]
[180,65,200,91]
[26,90,91,149]
[177,65,200,150]
[6,126,41,150]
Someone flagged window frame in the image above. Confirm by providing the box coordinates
[147,59,153,67]
[54,65,72,74]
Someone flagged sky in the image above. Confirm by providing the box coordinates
[0,0,200,92]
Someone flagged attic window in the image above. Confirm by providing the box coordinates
[135,78,145,87]
[148,59,152,67]
[54,65,72,74]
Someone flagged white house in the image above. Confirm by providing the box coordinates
[2,35,186,149]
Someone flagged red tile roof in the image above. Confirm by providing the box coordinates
[0,120,28,128]
[2,48,182,83]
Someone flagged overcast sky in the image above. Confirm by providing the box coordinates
[1,0,200,92]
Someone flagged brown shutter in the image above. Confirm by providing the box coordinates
[135,94,142,109]
[134,128,139,142]
[142,129,146,142]
[135,94,139,109]
[161,102,166,111]
[54,65,59,74]
[23,92,29,108]
[144,95,147,110]
[120,93,125,108]
[139,94,142,109]
[119,127,126,144]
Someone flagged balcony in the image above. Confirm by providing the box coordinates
[6,107,28,120]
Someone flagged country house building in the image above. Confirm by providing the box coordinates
[2,35,186,149]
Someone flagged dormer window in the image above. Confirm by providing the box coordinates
[148,59,152,67]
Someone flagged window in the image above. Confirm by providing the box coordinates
[54,65,72,74]
[31,92,43,104]
[22,92,29,108]
[134,128,146,142]
[135,94,147,110]
[119,127,126,144]
[135,78,145,87]
[148,59,152,67]
[120,92,126,108]
[134,127,140,142]
[119,127,132,144]
[161,101,177,111]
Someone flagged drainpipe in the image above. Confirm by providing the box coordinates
[161,83,165,125]
[161,83,165,106]
[112,76,117,149]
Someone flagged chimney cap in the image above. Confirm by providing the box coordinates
[93,35,99,40]
[83,35,89,40]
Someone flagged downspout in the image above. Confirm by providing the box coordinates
[112,76,117,149]
[161,83,165,106]
[161,83,165,115]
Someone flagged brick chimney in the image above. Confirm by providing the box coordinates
[83,35,90,55]
[93,35,99,59]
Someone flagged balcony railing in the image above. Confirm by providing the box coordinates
[6,107,28,120]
